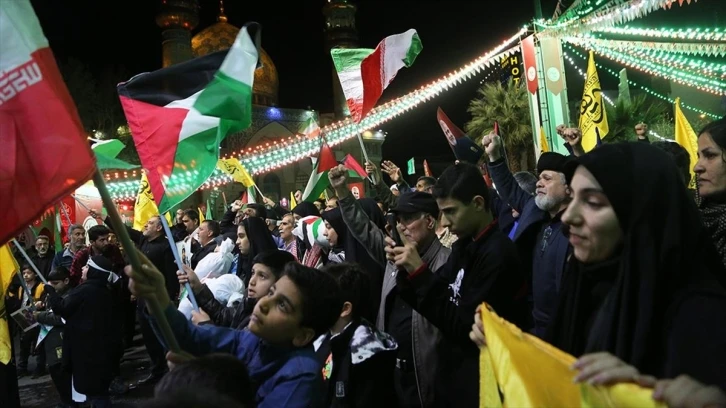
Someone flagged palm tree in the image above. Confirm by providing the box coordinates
[466,79,533,172]
[603,94,670,143]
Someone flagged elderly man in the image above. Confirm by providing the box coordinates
[30,235,54,279]
[483,132,572,338]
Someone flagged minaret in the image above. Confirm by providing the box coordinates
[323,0,359,119]
[156,0,199,67]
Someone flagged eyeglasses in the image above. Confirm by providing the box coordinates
[540,226,553,254]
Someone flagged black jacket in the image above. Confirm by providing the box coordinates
[315,319,398,408]
[397,222,528,408]
[196,284,256,330]
[35,290,71,366]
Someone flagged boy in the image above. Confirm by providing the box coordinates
[11,264,45,378]
[179,250,296,329]
[315,263,397,408]
[127,255,342,408]
[35,267,74,407]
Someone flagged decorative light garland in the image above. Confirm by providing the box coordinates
[610,48,726,77]
[564,44,722,120]
[592,26,724,42]
[564,36,726,57]
[105,27,529,200]
[565,40,726,94]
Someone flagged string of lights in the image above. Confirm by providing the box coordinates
[565,39,726,95]
[592,26,725,42]
[105,28,529,200]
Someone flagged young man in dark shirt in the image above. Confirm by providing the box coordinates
[385,162,528,408]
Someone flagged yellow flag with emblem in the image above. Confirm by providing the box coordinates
[0,243,20,364]
[479,303,664,408]
[539,126,550,153]
[674,97,699,189]
[579,51,609,152]
[290,191,297,210]
[133,173,161,231]
[217,158,255,188]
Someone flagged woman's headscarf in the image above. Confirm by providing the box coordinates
[696,117,726,266]
[321,208,347,251]
[238,217,278,286]
[548,142,726,378]
[86,255,120,284]
[292,201,320,218]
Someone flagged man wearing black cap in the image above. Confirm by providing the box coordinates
[482,132,572,338]
[328,164,450,408]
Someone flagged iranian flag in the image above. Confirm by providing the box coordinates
[302,142,337,202]
[331,29,422,123]
[0,0,96,244]
[118,24,260,214]
[299,117,320,139]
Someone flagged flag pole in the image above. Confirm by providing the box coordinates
[222,191,228,208]
[11,239,48,285]
[355,132,376,184]
[58,202,72,226]
[70,195,91,212]
[253,184,266,201]
[158,215,199,311]
[92,171,181,353]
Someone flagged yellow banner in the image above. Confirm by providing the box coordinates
[290,191,297,210]
[579,51,609,152]
[133,173,160,231]
[479,304,663,408]
[539,126,550,153]
[674,97,699,189]
[0,243,20,364]
[217,158,255,188]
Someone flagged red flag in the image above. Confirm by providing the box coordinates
[521,35,538,95]
[436,107,485,164]
[423,160,433,177]
[342,154,367,179]
[0,1,95,245]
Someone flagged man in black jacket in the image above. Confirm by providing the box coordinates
[385,162,528,408]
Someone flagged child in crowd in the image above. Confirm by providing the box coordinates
[127,253,343,408]
[315,263,398,408]
[11,264,46,378]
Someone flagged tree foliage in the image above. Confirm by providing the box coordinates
[603,94,670,143]
[466,79,534,171]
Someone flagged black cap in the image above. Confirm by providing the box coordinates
[537,152,570,174]
[390,191,439,218]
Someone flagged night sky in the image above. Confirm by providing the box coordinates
[29,0,725,177]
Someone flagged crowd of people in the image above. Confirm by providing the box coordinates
[5,118,726,408]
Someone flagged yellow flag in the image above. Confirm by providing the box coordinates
[479,304,663,408]
[290,191,297,210]
[539,126,550,153]
[217,158,255,188]
[133,173,160,231]
[0,243,20,364]
[579,51,609,152]
[164,212,173,226]
[674,97,699,189]
[199,207,205,223]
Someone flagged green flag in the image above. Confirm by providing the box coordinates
[407,158,415,175]
[206,199,213,221]
[90,138,139,170]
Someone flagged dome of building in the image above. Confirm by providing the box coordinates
[191,9,279,106]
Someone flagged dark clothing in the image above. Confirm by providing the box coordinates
[489,158,569,337]
[29,252,54,279]
[314,320,397,408]
[138,309,168,377]
[36,297,73,405]
[149,304,324,408]
[170,222,188,242]
[51,248,80,272]
[68,245,125,288]
[196,283,256,329]
[48,363,73,405]
[238,217,278,286]
[398,221,528,408]
[549,143,726,389]
[219,209,238,243]
[45,277,123,396]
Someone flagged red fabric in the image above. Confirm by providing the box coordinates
[423,160,433,177]
[317,142,338,172]
[521,35,538,95]
[0,47,95,244]
[342,154,367,179]
[358,43,384,123]
[118,95,187,208]
[407,263,428,280]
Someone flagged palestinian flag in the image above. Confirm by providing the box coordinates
[299,117,320,139]
[118,24,261,214]
[91,138,138,170]
[293,216,328,248]
[341,154,367,179]
[331,29,422,123]
[302,142,337,202]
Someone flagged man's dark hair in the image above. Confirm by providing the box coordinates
[246,203,267,220]
[652,141,692,186]
[20,264,34,273]
[183,209,199,223]
[252,250,296,279]
[48,266,70,281]
[87,225,110,242]
[322,263,371,321]
[153,354,254,407]
[513,171,538,196]
[144,389,246,408]
[417,176,437,187]
[202,220,221,237]
[432,162,490,207]
[282,263,342,338]
[315,198,326,207]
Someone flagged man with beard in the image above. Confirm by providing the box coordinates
[30,235,54,279]
[483,133,571,338]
